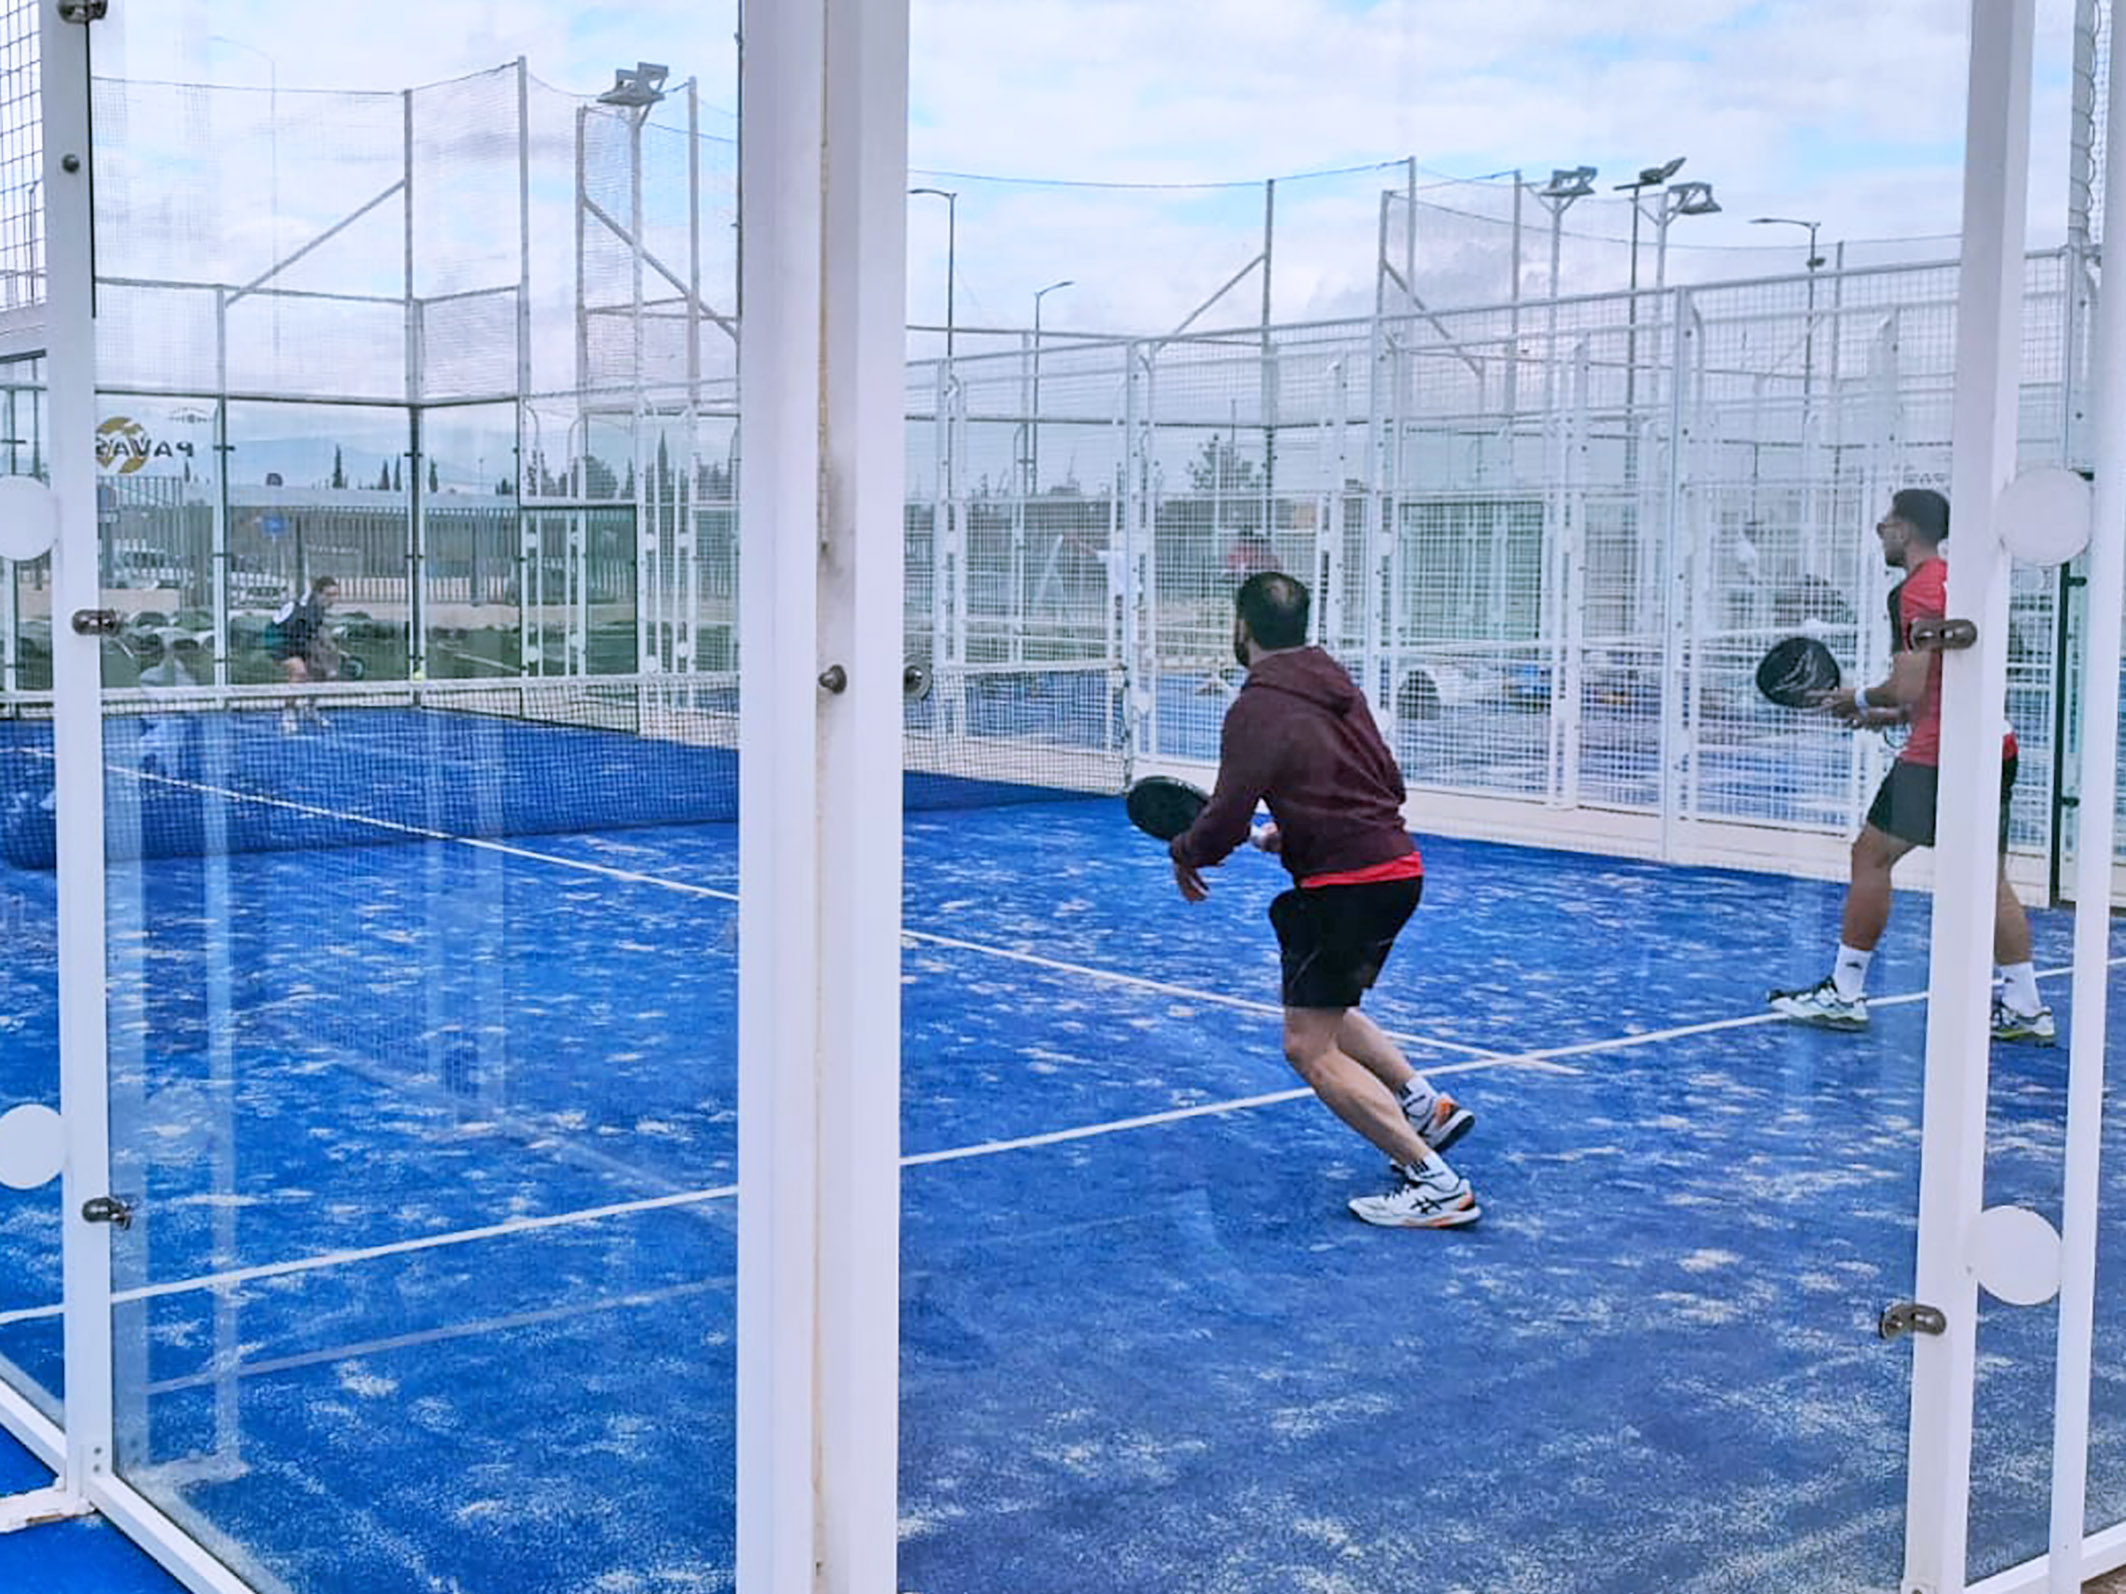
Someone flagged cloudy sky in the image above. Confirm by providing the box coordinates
[105,0,2095,341]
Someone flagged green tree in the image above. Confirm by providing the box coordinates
[375,458,392,491]
[1187,434,1259,497]
[331,447,346,490]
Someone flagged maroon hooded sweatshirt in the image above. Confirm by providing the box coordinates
[1168,645,1417,885]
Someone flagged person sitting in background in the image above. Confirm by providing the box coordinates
[266,575,341,733]
[133,632,198,775]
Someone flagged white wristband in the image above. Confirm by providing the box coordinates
[1853,686,1871,712]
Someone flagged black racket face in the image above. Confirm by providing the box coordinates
[1755,636,1840,708]
[1125,776,1208,841]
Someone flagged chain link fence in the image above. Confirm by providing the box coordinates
[908,246,2107,881]
[0,59,2112,881]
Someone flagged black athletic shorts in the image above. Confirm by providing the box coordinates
[1267,876,1423,1011]
[1866,755,2017,851]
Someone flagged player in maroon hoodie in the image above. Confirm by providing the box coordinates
[1169,571,1480,1228]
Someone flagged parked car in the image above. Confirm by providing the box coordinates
[107,547,188,591]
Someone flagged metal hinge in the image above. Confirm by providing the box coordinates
[1879,1302,1946,1341]
[70,608,120,636]
[81,1195,134,1230]
[1908,617,1977,653]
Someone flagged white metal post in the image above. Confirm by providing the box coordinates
[737,3,908,1593]
[404,89,424,679]
[2043,12,2126,1586]
[1119,345,1148,766]
[1656,296,1698,860]
[1504,170,1522,418]
[1139,354,1163,759]
[1902,5,2036,1592]
[42,0,115,1509]
[737,5,824,1572]
[683,75,703,683]
[819,4,907,1584]
[1559,338,1591,811]
[515,56,532,662]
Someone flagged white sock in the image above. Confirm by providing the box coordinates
[1397,1076,1437,1121]
[1402,1147,1452,1182]
[1831,944,1874,1002]
[1999,962,2041,1014]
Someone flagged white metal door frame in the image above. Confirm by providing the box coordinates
[1960,5,2126,1592]
[735,2,908,1592]
[1901,6,2062,1594]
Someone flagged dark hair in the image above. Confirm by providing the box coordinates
[1235,570,1310,650]
[1890,487,1949,544]
[311,574,339,594]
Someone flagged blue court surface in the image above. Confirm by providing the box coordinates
[2,770,2124,1593]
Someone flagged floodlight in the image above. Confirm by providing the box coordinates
[598,62,670,109]
[1620,156,1685,191]
[1539,166,1597,200]
[1668,181,1721,217]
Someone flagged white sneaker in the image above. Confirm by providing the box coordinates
[1768,976,1868,1032]
[1991,999,2056,1046]
[1348,1163,1480,1229]
[279,708,300,736]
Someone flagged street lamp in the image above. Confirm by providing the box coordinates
[1750,215,1824,272]
[1613,160,1719,483]
[1652,180,1721,293]
[1533,165,1598,303]
[1616,158,1685,298]
[596,63,668,671]
[908,187,958,363]
[1752,216,1825,399]
[1029,279,1073,496]
[1531,165,1596,552]
[1615,160,1683,487]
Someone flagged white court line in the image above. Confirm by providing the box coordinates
[0,1048,1532,1328]
[0,957,2111,1327]
[81,754,1525,1067]
[142,1275,726,1397]
[20,753,2117,1310]
[0,1181,739,1329]
[901,928,1519,1064]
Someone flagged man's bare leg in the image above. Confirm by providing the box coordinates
[1284,1007,1432,1168]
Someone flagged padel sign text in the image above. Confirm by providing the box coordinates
[96,415,197,476]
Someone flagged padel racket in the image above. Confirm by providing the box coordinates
[1125,775,1208,841]
[1754,635,1841,708]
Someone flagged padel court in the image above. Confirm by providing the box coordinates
[1,696,2122,1594]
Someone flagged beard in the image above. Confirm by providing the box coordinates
[1234,631,1251,668]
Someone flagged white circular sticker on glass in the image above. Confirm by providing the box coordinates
[0,1103,65,1192]
[1972,1204,2062,1307]
[1994,466,2094,568]
[0,476,59,563]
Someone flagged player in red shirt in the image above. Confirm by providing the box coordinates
[1768,488,2053,1042]
[1168,571,1480,1227]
